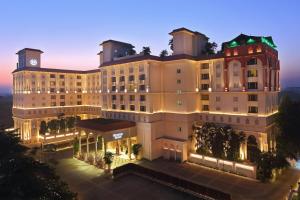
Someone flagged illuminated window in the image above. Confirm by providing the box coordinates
[233,49,238,56]
[247,69,258,77]
[256,46,262,53]
[140,106,146,112]
[248,94,258,101]
[248,48,254,54]
[201,74,209,80]
[248,106,258,113]
[226,51,231,57]
[202,105,209,111]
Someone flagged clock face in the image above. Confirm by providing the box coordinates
[29,59,38,66]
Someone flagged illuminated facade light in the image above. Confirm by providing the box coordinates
[124,88,127,93]
[195,88,199,92]
[134,88,137,93]
[208,87,212,92]
[57,91,60,94]
[37,91,41,94]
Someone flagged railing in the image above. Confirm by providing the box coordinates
[113,163,231,200]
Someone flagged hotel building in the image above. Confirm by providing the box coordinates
[12,28,280,162]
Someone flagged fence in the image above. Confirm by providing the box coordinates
[113,163,231,200]
[189,153,257,179]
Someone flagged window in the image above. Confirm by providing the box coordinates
[201,84,209,90]
[119,76,125,82]
[233,83,239,88]
[120,95,124,101]
[50,81,56,86]
[201,63,209,69]
[139,85,146,91]
[248,82,258,89]
[59,74,65,79]
[111,77,116,82]
[120,85,125,91]
[50,88,55,93]
[177,100,182,105]
[129,75,135,81]
[247,58,257,65]
[247,69,258,77]
[139,74,145,80]
[129,95,135,101]
[120,105,125,110]
[140,95,146,101]
[77,75,81,79]
[60,102,65,106]
[216,106,221,111]
[76,82,82,86]
[177,79,181,84]
[216,96,221,102]
[77,101,82,105]
[60,95,65,99]
[111,86,116,91]
[50,74,56,78]
[201,94,209,100]
[59,88,65,93]
[233,107,238,112]
[51,95,56,100]
[112,104,117,109]
[51,102,56,106]
[177,127,182,132]
[248,106,258,113]
[248,94,258,101]
[177,69,181,74]
[233,97,239,102]
[201,74,209,80]
[112,95,116,100]
[130,105,135,111]
[77,95,82,99]
[202,105,209,111]
[140,106,146,112]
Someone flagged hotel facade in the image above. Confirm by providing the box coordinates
[12,28,280,162]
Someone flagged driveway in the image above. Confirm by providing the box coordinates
[138,159,300,200]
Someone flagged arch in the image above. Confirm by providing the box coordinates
[247,135,260,162]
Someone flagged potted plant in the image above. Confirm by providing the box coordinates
[103,152,114,172]
[132,143,142,160]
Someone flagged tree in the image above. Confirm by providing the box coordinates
[103,151,114,171]
[256,152,275,182]
[47,120,59,133]
[132,143,142,159]
[169,38,174,51]
[73,137,79,156]
[59,118,66,132]
[160,50,168,58]
[39,121,47,135]
[226,129,245,161]
[66,117,75,130]
[142,46,151,55]
[202,42,217,55]
[276,95,300,160]
[247,135,261,163]
[0,130,77,199]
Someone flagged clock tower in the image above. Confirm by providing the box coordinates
[16,48,43,69]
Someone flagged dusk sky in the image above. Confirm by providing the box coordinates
[1,0,300,94]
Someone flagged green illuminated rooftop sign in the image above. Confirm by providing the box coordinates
[228,40,239,48]
[247,38,255,44]
[261,37,276,48]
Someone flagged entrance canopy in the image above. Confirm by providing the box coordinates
[76,118,136,142]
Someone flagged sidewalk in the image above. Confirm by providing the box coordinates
[138,158,300,200]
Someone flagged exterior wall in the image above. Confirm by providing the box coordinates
[12,32,280,163]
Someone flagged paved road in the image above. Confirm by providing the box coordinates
[54,158,201,200]
[138,159,300,200]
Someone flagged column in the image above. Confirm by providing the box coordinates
[79,133,82,154]
[103,137,107,155]
[95,135,98,153]
[86,134,89,155]
[127,138,132,159]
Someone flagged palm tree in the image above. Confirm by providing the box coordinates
[132,143,142,159]
[39,121,47,135]
[103,151,114,172]
[160,50,168,58]
[142,46,151,55]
